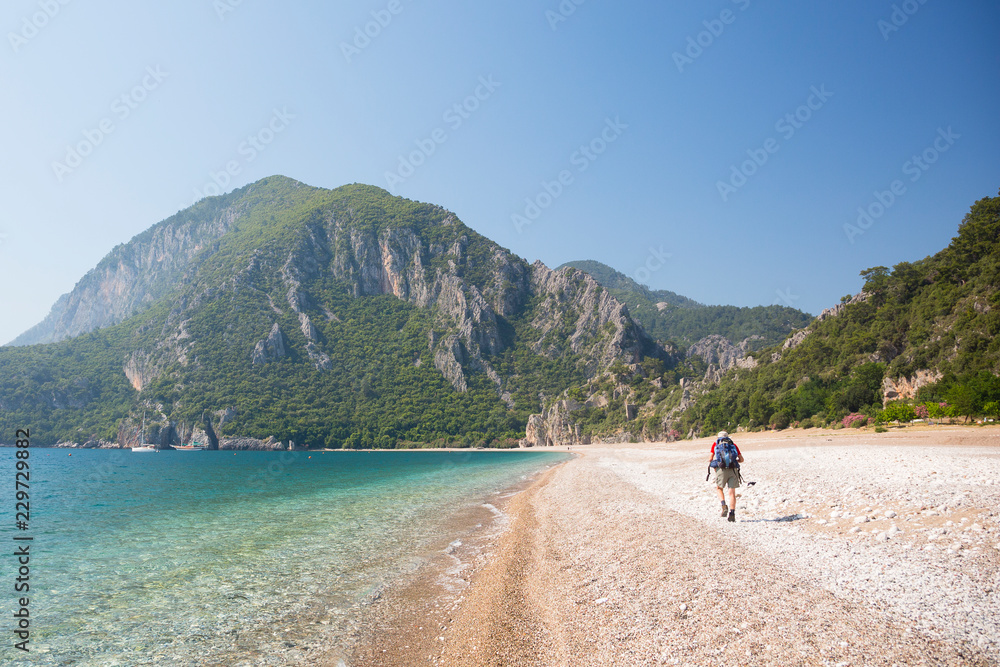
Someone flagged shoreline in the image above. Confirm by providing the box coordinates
[299,454,571,667]
[342,425,1000,666]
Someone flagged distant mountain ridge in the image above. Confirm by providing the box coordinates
[556,260,702,309]
[556,259,812,349]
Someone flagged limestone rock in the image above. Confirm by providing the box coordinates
[882,370,943,405]
[10,202,239,346]
[251,323,286,365]
[124,350,161,392]
[521,399,589,447]
[219,436,289,451]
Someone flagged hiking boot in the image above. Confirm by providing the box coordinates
[728,510,736,523]
[721,503,729,518]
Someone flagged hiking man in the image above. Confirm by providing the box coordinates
[709,430,743,522]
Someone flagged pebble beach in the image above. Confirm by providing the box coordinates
[344,425,1000,666]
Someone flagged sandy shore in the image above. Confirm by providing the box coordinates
[341,425,1000,666]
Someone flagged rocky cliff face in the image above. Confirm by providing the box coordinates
[3,177,684,446]
[529,262,665,373]
[686,334,761,382]
[9,201,246,346]
[882,370,943,405]
[522,399,588,447]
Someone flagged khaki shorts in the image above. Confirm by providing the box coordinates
[715,467,741,489]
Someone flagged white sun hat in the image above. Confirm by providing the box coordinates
[718,431,729,439]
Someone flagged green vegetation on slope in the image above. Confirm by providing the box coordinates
[677,190,1000,435]
[557,260,812,348]
[0,179,598,446]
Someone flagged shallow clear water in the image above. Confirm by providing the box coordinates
[0,448,568,665]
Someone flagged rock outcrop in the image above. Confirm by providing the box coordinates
[882,370,943,405]
[251,323,286,365]
[9,200,242,346]
[521,399,589,447]
[687,335,761,370]
[219,436,292,451]
[529,263,670,375]
[123,350,162,392]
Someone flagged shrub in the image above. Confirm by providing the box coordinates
[927,402,954,419]
[799,417,815,429]
[842,413,867,428]
[874,425,888,433]
[879,401,916,424]
[769,411,791,430]
[914,404,929,419]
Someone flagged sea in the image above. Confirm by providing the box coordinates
[0,448,569,665]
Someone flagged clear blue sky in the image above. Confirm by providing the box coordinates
[1,0,998,345]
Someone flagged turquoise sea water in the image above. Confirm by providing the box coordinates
[0,448,568,665]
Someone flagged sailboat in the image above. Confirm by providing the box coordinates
[131,412,157,452]
[171,421,205,450]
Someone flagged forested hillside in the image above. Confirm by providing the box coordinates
[0,178,669,447]
[676,189,1000,435]
[557,260,812,348]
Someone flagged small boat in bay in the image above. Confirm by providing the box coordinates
[172,443,205,451]
[131,412,158,452]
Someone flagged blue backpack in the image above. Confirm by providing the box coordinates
[713,438,739,469]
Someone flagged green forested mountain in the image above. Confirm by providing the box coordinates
[557,260,812,349]
[0,177,670,447]
[676,190,1000,435]
[6,180,995,448]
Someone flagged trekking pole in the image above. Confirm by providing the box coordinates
[705,465,712,482]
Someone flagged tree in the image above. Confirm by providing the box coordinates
[945,383,978,422]
[879,401,915,424]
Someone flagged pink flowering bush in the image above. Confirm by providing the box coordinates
[842,413,867,428]
[914,404,929,419]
